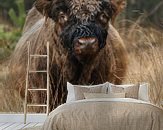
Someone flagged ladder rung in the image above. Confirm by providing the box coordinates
[29,70,47,73]
[27,104,47,107]
[30,55,47,57]
[28,89,47,91]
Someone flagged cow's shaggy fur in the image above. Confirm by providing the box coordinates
[9,0,128,111]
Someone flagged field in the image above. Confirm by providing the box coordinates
[0,20,163,112]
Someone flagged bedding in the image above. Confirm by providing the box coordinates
[109,83,139,99]
[84,92,126,99]
[108,82,150,102]
[66,82,108,103]
[42,98,163,130]
[138,83,149,102]
[67,82,150,102]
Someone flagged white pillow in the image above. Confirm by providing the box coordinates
[108,83,139,99]
[66,82,76,103]
[84,92,126,99]
[108,82,150,102]
[108,82,135,90]
[66,82,108,103]
[138,83,149,102]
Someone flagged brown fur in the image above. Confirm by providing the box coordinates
[9,1,128,111]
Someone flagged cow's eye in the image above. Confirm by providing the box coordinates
[58,12,68,25]
[99,13,109,24]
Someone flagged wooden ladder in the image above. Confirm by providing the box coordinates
[24,41,50,124]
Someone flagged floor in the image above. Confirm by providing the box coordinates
[0,114,46,130]
[0,122,43,130]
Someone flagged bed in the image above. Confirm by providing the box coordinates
[39,82,163,130]
[42,98,163,130]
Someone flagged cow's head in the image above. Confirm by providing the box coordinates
[35,0,121,63]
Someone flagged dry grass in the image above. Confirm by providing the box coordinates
[0,64,23,112]
[118,20,163,107]
[0,20,163,112]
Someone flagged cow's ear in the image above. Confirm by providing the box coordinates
[111,0,127,24]
[35,0,53,18]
